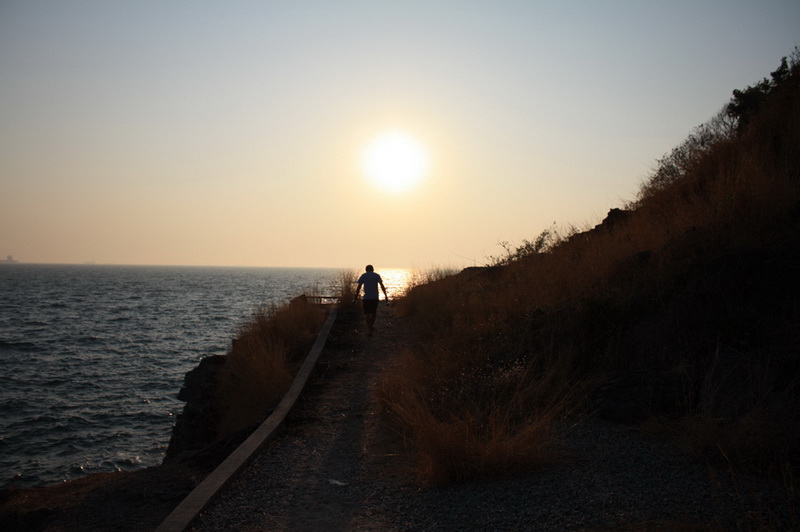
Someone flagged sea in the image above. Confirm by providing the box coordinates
[0,264,411,489]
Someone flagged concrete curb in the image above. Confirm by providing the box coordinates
[156,307,338,532]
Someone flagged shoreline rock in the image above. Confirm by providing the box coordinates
[165,354,226,464]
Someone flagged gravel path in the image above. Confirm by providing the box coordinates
[191,308,794,531]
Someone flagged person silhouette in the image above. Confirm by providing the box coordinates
[353,264,389,335]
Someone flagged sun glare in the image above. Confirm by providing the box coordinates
[362,131,429,193]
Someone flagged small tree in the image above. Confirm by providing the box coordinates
[490,225,558,266]
[727,50,799,133]
[638,48,799,203]
[637,109,735,202]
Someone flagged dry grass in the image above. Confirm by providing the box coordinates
[379,53,800,487]
[379,346,572,486]
[214,269,361,438]
[334,268,358,307]
[214,295,327,438]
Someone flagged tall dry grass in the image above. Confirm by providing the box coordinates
[380,344,576,485]
[379,52,800,486]
[214,295,327,438]
[334,268,358,308]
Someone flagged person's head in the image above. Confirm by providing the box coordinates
[365,264,374,272]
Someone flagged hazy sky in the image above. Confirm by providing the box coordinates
[1,1,798,268]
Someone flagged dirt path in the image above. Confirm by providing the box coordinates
[191,304,795,531]
[191,303,406,531]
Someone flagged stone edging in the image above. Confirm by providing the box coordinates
[156,307,338,532]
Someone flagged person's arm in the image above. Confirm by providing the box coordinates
[380,281,389,302]
[353,282,363,303]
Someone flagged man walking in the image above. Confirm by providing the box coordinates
[353,264,389,336]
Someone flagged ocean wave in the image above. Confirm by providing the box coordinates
[0,339,40,352]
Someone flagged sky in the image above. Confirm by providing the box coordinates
[1,1,798,269]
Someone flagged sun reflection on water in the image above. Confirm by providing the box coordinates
[375,268,413,298]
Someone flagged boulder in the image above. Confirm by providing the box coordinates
[164,355,226,462]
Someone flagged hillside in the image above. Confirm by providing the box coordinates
[382,49,800,495]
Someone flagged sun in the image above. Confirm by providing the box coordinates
[361,131,429,193]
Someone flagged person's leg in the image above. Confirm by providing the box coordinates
[363,299,377,334]
[363,300,378,335]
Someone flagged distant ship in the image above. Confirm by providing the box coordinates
[2,255,18,263]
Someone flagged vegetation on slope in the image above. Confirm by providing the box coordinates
[214,296,328,436]
[166,288,353,462]
[215,269,358,436]
[380,49,800,487]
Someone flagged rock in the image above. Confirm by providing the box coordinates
[595,208,632,232]
[165,355,226,462]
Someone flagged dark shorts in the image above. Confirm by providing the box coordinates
[362,299,379,315]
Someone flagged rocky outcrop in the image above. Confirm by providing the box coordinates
[594,207,631,232]
[164,355,226,463]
